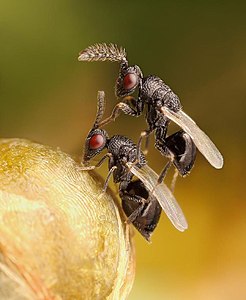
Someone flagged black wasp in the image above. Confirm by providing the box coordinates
[81,91,188,241]
[79,43,223,187]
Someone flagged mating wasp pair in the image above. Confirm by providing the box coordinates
[79,43,223,241]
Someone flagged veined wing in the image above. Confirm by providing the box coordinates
[126,163,188,232]
[161,107,224,169]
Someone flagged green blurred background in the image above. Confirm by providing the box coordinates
[1,1,245,299]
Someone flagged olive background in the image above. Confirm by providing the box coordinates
[0,1,245,299]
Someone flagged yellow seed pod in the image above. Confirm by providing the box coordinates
[0,139,135,300]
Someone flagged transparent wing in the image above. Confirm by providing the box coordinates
[161,107,224,169]
[127,163,188,232]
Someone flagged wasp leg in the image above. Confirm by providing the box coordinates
[81,153,112,170]
[79,165,96,171]
[102,165,117,192]
[136,129,153,159]
[126,199,146,224]
[154,125,169,156]
[143,135,151,155]
[119,182,146,223]
[170,169,179,193]
[125,129,152,167]
[134,129,153,164]
[98,102,139,127]
[81,153,115,193]
[157,160,172,184]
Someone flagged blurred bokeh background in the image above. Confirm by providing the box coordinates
[1,1,245,299]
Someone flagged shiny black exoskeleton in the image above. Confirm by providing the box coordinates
[161,130,197,177]
[78,44,197,185]
[83,91,162,241]
[104,62,197,185]
[121,179,162,241]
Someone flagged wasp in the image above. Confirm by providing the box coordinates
[81,91,188,241]
[78,43,223,188]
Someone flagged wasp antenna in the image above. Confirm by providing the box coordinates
[93,91,106,128]
[78,43,127,63]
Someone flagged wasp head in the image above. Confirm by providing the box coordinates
[83,128,109,163]
[115,63,143,98]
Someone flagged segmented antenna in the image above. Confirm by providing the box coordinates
[78,43,127,62]
[93,91,105,128]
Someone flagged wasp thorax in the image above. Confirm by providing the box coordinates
[89,134,104,149]
[123,73,138,90]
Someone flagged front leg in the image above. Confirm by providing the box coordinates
[80,153,112,170]
[98,102,139,127]
[102,166,117,192]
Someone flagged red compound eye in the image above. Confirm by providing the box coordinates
[123,73,138,90]
[89,134,104,150]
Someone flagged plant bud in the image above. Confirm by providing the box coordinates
[0,139,135,300]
